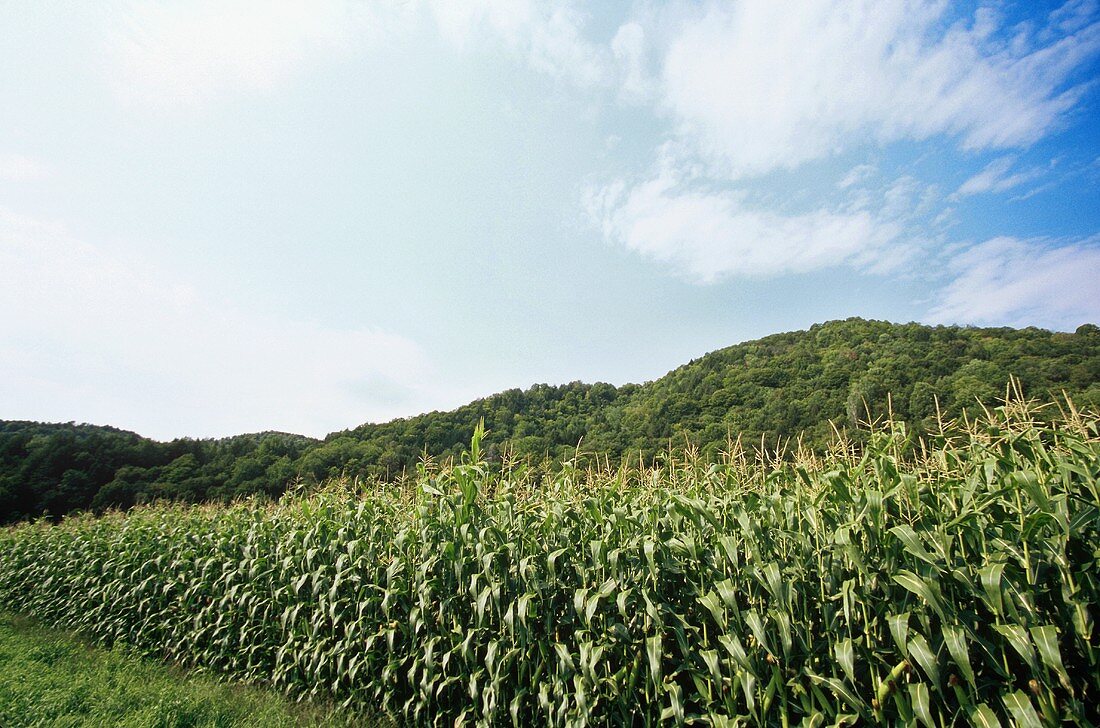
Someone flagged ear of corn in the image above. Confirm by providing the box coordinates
[1,402,1097,725]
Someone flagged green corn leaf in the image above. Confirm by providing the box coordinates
[1011,471,1051,513]
[573,587,588,616]
[615,589,629,620]
[893,570,945,619]
[715,578,738,610]
[476,585,493,623]
[746,610,771,654]
[718,634,750,670]
[889,525,937,567]
[942,625,975,689]
[700,649,721,683]
[968,703,1002,728]
[994,624,1038,674]
[834,638,856,684]
[717,536,739,569]
[699,591,727,630]
[761,562,784,601]
[799,713,824,728]
[741,669,757,716]
[509,689,527,726]
[978,563,1005,616]
[772,610,793,660]
[553,642,575,674]
[907,633,939,688]
[646,635,663,685]
[1002,691,1042,728]
[643,539,658,575]
[662,681,685,723]
[908,682,934,728]
[547,548,567,580]
[888,612,910,655]
[807,673,864,715]
[584,591,605,624]
[1030,625,1071,692]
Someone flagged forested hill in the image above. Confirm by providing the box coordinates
[3,318,1098,523]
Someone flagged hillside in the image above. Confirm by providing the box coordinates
[2,318,1098,522]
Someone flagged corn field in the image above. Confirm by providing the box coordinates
[1,403,1097,726]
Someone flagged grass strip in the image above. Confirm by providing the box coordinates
[0,613,361,727]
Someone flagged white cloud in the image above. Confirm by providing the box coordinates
[656,1,1100,178]
[428,1,608,88]
[529,8,609,87]
[611,21,652,102]
[954,156,1046,197]
[838,164,877,189]
[1050,0,1099,34]
[429,0,534,49]
[928,236,1100,329]
[585,155,904,282]
[0,206,441,438]
[0,153,48,181]
[584,139,958,283]
[880,175,939,219]
[587,2,1098,284]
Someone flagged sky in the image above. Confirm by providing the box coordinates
[1,0,1099,440]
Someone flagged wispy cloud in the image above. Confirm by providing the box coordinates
[953,156,1047,198]
[611,21,653,102]
[408,1,612,88]
[0,206,441,438]
[1050,0,1099,34]
[586,1,1099,287]
[838,164,877,190]
[928,236,1100,330]
[584,150,919,282]
[654,1,1100,178]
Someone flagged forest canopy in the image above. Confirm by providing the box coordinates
[2,318,1097,523]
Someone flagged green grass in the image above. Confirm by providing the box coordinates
[1,400,1097,725]
[0,614,352,727]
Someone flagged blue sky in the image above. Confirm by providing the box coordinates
[1,0,1098,439]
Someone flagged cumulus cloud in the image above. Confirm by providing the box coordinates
[656,0,1100,178]
[0,206,440,438]
[927,236,1100,329]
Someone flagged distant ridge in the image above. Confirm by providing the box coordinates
[2,318,1098,522]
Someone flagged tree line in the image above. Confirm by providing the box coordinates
[2,318,1097,523]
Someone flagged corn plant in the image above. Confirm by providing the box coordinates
[1,408,1097,725]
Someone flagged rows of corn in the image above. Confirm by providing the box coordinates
[1,405,1097,725]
